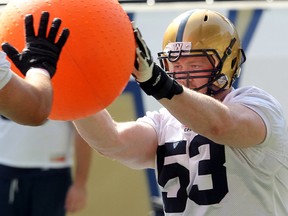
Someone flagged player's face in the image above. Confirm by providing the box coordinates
[167,56,215,94]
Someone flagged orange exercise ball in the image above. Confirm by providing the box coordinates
[0,0,135,120]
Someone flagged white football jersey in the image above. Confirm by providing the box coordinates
[138,86,288,216]
[0,119,75,168]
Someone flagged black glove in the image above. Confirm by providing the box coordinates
[133,24,183,100]
[1,11,70,78]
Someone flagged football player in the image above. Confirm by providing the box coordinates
[74,9,288,215]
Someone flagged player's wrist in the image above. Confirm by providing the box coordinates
[26,68,51,79]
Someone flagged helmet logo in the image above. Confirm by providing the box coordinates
[164,42,192,53]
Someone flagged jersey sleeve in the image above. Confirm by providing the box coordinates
[224,86,286,149]
[0,51,12,90]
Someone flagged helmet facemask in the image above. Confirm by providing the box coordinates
[158,47,222,94]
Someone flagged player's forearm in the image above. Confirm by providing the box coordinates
[74,110,120,152]
[160,88,266,147]
[0,71,52,125]
[74,110,158,169]
[159,87,231,139]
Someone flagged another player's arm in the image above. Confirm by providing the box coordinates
[65,127,92,213]
[0,70,52,125]
[0,11,69,125]
[74,109,158,169]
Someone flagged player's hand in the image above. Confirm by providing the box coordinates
[133,23,155,82]
[133,24,183,100]
[1,11,70,78]
[65,184,87,213]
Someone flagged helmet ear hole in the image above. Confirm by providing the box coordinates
[231,57,237,69]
